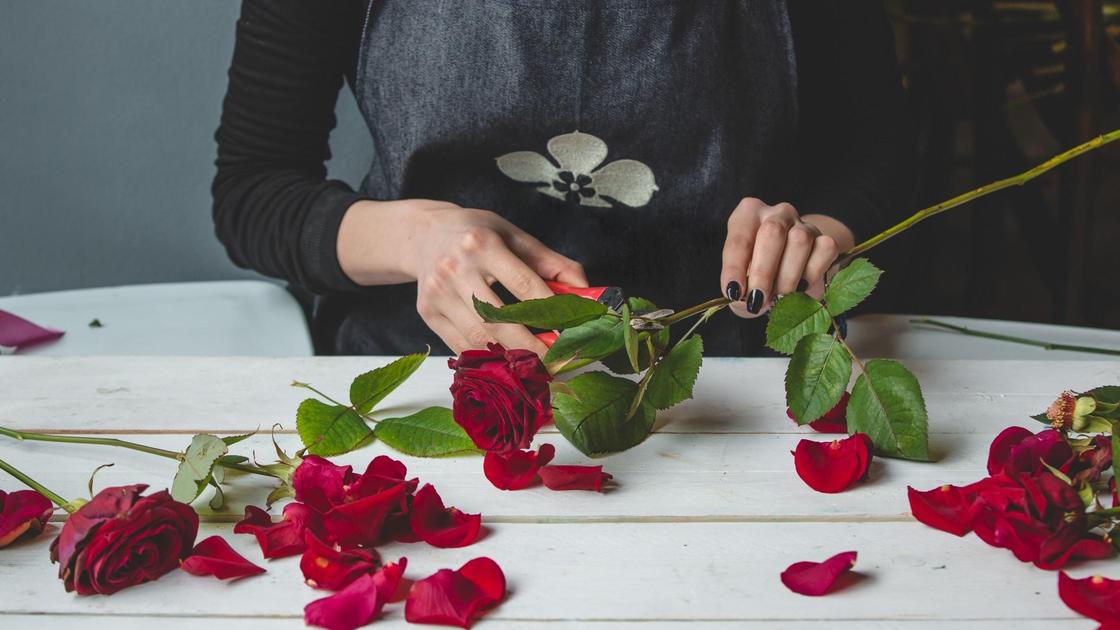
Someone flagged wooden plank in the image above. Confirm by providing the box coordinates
[1,357,1114,433]
[0,522,1104,622]
[1,432,1008,521]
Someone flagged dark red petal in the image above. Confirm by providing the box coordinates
[1037,534,1114,570]
[987,426,1034,475]
[322,483,408,548]
[405,558,505,628]
[539,465,612,492]
[373,557,409,603]
[410,484,482,549]
[305,573,382,630]
[792,434,873,494]
[350,455,416,499]
[300,531,380,591]
[1059,572,1120,623]
[233,503,323,559]
[780,551,858,596]
[0,489,53,547]
[483,444,557,491]
[787,392,850,433]
[292,456,353,513]
[180,535,265,580]
[907,485,973,537]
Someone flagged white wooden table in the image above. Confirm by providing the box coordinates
[0,356,1116,629]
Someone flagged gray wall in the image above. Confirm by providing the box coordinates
[0,0,371,295]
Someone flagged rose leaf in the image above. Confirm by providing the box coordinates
[545,315,625,367]
[553,371,656,456]
[622,304,640,373]
[766,293,831,355]
[785,333,852,425]
[473,294,607,329]
[823,258,883,317]
[645,334,704,410]
[374,406,480,457]
[847,359,930,461]
[349,349,430,415]
[296,399,374,457]
[171,434,228,504]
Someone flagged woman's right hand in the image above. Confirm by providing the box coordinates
[337,199,587,355]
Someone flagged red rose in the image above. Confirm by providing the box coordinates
[986,427,1072,477]
[449,343,553,453]
[50,484,198,595]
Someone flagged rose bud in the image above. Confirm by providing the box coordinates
[449,343,553,453]
[50,484,198,595]
[0,489,53,548]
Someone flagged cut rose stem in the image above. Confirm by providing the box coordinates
[911,318,1120,357]
[0,455,75,512]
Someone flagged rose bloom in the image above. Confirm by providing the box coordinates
[50,484,198,595]
[449,343,553,453]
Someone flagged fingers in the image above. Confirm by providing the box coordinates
[483,242,559,302]
[802,234,840,299]
[774,223,821,295]
[468,282,549,355]
[503,226,588,287]
[721,197,766,306]
[423,314,472,355]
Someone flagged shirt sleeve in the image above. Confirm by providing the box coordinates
[788,0,917,243]
[212,0,367,294]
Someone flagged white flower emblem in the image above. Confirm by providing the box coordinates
[496,131,659,208]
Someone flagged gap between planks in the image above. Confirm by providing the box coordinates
[39,513,917,525]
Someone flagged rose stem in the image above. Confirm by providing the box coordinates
[0,455,74,512]
[0,427,277,478]
[911,318,1120,357]
[659,297,732,326]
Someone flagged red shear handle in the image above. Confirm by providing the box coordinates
[535,331,559,348]
[545,281,608,302]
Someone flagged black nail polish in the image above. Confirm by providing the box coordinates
[725,281,742,301]
[797,279,809,292]
[746,289,764,314]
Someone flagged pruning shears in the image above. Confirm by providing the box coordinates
[533,281,674,347]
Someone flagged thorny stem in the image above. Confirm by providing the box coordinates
[658,297,732,326]
[911,319,1120,357]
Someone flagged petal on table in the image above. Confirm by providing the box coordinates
[409,484,482,549]
[180,535,265,580]
[780,551,859,596]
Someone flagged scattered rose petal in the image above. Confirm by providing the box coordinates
[538,465,612,492]
[0,309,64,350]
[484,444,556,490]
[792,433,873,494]
[0,489,53,547]
[373,557,409,603]
[787,392,850,433]
[410,484,482,549]
[907,484,973,537]
[987,427,1072,477]
[301,531,381,591]
[180,535,265,580]
[1058,572,1120,624]
[780,551,858,596]
[405,557,505,628]
[305,573,383,630]
[234,503,323,559]
[321,483,409,549]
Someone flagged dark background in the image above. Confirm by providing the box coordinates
[1,1,1116,330]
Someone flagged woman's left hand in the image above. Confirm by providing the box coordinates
[720,198,855,318]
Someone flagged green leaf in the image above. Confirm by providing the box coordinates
[823,258,883,316]
[1086,385,1120,406]
[296,399,373,457]
[207,478,226,511]
[544,316,625,367]
[553,371,657,456]
[221,432,255,447]
[622,304,640,373]
[765,293,830,355]
[1112,427,1119,495]
[374,407,479,457]
[848,359,930,461]
[601,298,670,374]
[474,294,607,329]
[350,350,429,414]
[171,434,228,504]
[785,333,852,424]
[645,335,704,410]
[217,454,249,465]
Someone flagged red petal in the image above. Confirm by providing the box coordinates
[405,557,505,628]
[373,557,409,603]
[907,485,973,536]
[787,392,850,433]
[483,444,557,490]
[538,465,612,492]
[986,426,1034,475]
[180,535,265,580]
[1059,572,1120,624]
[0,489,54,547]
[300,531,380,591]
[792,434,873,494]
[780,551,858,596]
[322,482,409,548]
[409,484,482,548]
[293,456,353,513]
[233,503,323,559]
[305,573,382,630]
[0,309,64,349]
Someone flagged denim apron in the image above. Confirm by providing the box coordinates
[314,0,798,355]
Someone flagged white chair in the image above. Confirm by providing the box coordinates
[0,281,313,356]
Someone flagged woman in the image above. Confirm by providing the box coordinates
[213,0,914,356]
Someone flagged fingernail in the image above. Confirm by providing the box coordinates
[746,289,764,314]
[725,281,742,301]
[797,279,809,292]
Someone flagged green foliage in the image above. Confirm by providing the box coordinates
[544,316,625,369]
[847,359,930,461]
[374,407,479,457]
[350,350,429,414]
[823,258,883,316]
[171,434,228,504]
[296,399,373,457]
[765,293,830,355]
[553,372,657,457]
[622,304,640,373]
[601,298,670,374]
[785,333,852,424]
[474,294,607,329]
[221,432,255,447]
[645,335,704,411]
